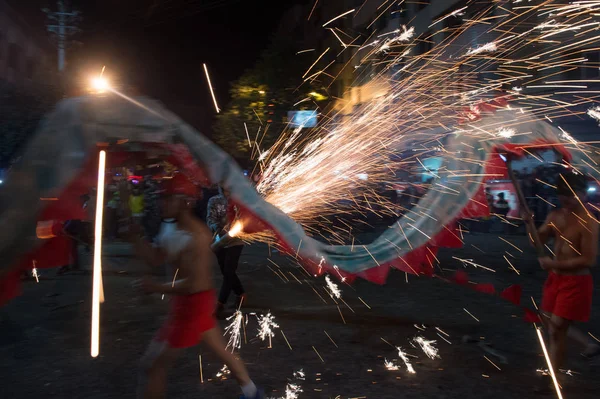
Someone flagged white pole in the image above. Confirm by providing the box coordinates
[91,151,106,358]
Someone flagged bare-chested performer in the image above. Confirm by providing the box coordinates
[131,173,263,399]
[526,172,600,376]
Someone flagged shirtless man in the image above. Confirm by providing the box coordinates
[131,173,263,399]
[527,172,599,375]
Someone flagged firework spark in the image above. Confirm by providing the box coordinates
[397,347,416,374]
[256,312,280,348]
[215,364,231,380]
[413,336,440,359]
[325,275,342,299]
[224,310,244,352]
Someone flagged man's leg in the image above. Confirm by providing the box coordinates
[225,246,245,298]
[137,340,183,399]
[202,326,258,398]
[217,249,232,306]
[567,325,600,357]
[548,314,571,371]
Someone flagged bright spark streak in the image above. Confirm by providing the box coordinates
[322,9,355,27]
[302,47,330,78]
[413,336,440,359]
[91,150,106,358]
[224,310,244,352]
[397,347,416,373]
[536,327,563,399]
[587,106,600,124]
[198,355,204,383]
[466,41,498,56]
[203,63,220,113]
[497,127,516,138]
[32,261,39,283]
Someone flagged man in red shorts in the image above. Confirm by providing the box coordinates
[131,173,263,399]
[528,172,599,376]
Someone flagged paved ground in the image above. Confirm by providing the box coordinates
[1,233,599,398]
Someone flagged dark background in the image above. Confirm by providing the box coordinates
[7,0,312,136]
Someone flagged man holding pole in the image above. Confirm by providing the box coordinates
[521,172,599,375]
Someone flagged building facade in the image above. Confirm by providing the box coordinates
[0,0,54,86]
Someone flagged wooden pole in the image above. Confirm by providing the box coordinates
[506,159,545,257]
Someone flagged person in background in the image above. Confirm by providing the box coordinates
[106,191,120,239]
[494,192,511,234]
[129,184,145,226]
[484,186,494,233]
[207,185,245,317]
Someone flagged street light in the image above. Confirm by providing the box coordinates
[91,76,110,93]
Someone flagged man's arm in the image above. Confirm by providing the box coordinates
[547,219,598,270]
[535,212,555,245]
[206,197,221,234]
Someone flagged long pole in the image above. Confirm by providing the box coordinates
[506,159,545,257]
[57,1,65,72]
[91,151,106,358]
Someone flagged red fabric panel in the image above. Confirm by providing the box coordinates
[459,184,491,219]
[474,283,496,295]
[500,284,522,306]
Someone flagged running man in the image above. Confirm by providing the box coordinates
[131,173,263,399]
[525,172,599,376]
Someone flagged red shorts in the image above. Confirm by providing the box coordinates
[156,290,217,348]
[541,272,593,322]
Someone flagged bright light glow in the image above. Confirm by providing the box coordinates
[228,221,243,237]
[536,327,563,399]
[203,63,220,113]
[91,150,106,358]
[588,187,597,192]
[91,77,109,92]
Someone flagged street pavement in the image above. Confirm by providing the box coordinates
[1,232,599,398]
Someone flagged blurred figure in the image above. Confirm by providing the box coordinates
[131,175,263,399]
[494,192,511,234]
[207,186,245,317]
[106,191,120,239]
[483,187,494,233]
[129,185,145,226]
[525,173,599,386]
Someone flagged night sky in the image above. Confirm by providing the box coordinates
[8,0,312,135]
